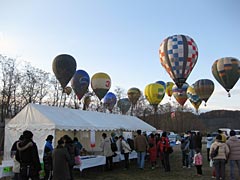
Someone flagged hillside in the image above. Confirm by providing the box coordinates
[141,110,240,133]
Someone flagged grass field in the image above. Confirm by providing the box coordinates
[72,144,237,180]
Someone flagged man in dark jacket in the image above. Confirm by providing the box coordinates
[16,130,41,180]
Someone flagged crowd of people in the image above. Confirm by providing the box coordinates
[10,131,84,180]
[9,128,240,180]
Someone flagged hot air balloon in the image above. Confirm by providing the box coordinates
[166,82,174,99]
[187,86,202,113]
[103,92,117,112]
[83,95,91,110]
[159,35,198,88]
[155,81,166,90]
[117,98,131,114]
[63,86,72,95]
[127,87,141,106]
[71,70,90,101]
[52,54,77,89]
[212,57,240,97]
[127,87,141,115]
[172,83,189,106]
[144,83,165,112]
[193,79,214,106]
[91,72,111,101]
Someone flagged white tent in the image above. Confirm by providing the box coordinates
[4,103,156,160]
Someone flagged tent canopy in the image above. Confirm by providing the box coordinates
[6,103,156,132]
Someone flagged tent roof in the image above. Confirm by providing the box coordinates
[6,103,156,132]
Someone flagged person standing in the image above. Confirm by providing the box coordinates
[15,130,41,180]
[226,130,240,180]
[119,135,131,170]
[148,133,157,169]
[218,130,227,143]
[100,133,114,171]
[210,134,229,180]
[194,132,202,152]
[206,134,214,162]
[134,129,149,170]
[181,134,190,168]
[158,132,171,172]
[11,135,24,180]
[52,139,71,180]
[193,148,203,176]
[43,135,54,180]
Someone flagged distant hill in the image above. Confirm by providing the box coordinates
[141,110,240,134]
[198,110,240,132]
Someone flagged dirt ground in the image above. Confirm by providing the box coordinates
[72,144,238,180]
[1,144,238,180]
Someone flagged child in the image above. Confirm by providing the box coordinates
[193,148,203,176]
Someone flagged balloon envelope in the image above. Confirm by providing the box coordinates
[117,98,131,114]
[52,54,77,89]
[155,81,166,90]
[193,79,214,104]
[159,35,198,88]
[144,83,165,106]
[166,82,174,97]
[63,86,72,95]
[91,72,111,100]
[187,86,202,112]
[127,88,141,106]
[71,70,90,101]
[172,83,189,106]
[103,92,117,112]
[212,57,240,95]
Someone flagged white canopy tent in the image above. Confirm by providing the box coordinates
[4,103,156,160]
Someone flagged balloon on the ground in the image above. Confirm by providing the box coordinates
[91,72,111,101]
[172,83,189,106]
[212,57,240,97]
[144,83,165,111]
[117,98,131,114]
[193,79,214,105]
[103,92,117,112]
[63,86,72,95]
[52,54,77,89]
[187,86,202,112]
[159,35,198,88]
[127,87,141,106]
[166,82,174,98]
[71,70,90,101]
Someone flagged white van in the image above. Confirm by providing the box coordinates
[219,128,231,137]
[234,129,240,139]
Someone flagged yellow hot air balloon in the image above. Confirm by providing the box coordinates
[144,83,165,112]
[166,82,174,99]
[91,72,111,101]
[187,86,202,113]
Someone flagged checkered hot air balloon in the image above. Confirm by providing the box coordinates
[159,35,198,88]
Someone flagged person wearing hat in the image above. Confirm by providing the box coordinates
[210,134,229,180]
[226,130,240,180]
[15,130,41,180]
[43,135,54,180]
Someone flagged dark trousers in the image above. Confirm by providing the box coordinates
[44,169,52,180]
[207,148,210,161]
[182,151,189,167]
[105,156,113,170]
[195,165,202,175]
[123,153,130,169]
[214,159,226,180]
[163,152,170,172]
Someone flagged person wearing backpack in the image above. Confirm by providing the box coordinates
[210,134,229,180]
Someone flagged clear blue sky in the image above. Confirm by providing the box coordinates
[0,0,239,112]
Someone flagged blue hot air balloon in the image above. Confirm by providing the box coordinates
[103,92,117,112]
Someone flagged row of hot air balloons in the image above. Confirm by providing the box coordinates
[52,34,240,114]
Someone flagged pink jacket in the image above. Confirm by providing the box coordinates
[193,153,202,165]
